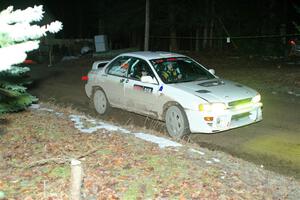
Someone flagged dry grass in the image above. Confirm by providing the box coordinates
[0,103,299,199]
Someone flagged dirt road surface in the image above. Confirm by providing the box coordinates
[28,55,300,179]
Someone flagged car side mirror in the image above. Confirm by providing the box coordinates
[141,76,157,84]
[208,69,215,75]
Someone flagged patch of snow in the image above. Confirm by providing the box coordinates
[69,115,182,149]
[95,123,130,134]
[69,115,130,134]
[189,148,205,155]
[134,132,182,148]
[212,158,220,163]
[29,104,40,109]
[37,109,185,150]
[55,112,64,117]
[39,108,54,112]
[205,160,213,164]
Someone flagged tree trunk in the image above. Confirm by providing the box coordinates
[209,18,214,48]
[98,19,104,35]
[203,24,208,49]
[76,1,83,38]
[169,29,177,51]
[202,0,209,49]
[195,27,200,51]
[208,0,215,48]
[144,0,150,51]
[169,4,177,51]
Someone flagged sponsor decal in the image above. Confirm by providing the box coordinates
[133,84,153,93]
[133,85,143,91]
[159,85,164,91]
[143,86,153,93]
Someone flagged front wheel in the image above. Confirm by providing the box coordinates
[165,105,190,139]
[92,89,110,115]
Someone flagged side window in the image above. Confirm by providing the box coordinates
[107,56,131,77]
[128,59,155,81]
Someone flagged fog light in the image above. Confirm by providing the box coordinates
[252,94,261,103]
[204,116,214,121]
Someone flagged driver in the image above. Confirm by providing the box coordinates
[162,63,182,82]
[133,64,148,80]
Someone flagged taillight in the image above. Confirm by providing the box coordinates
[81,76,88,81]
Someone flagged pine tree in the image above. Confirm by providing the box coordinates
[0,5,62,113]
[294,5,300,33]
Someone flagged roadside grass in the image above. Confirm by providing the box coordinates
[0,104,267,199]
[0,106,219,199]
[242,134,300,168]
[1,103,299,199]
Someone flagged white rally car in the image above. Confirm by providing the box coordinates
[84,51,262,139]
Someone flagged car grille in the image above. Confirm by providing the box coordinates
[228,98,252,108]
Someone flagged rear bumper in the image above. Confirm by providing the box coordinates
[185,103,263,133]
[84,83,92,98]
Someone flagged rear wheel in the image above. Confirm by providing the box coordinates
[92,89,110,115]
[165,105,190,139]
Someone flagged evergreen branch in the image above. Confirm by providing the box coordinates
[0,87,20,97]
[0,5,61,113]
[0,93,37,113]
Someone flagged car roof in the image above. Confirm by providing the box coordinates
[119,51,186,60]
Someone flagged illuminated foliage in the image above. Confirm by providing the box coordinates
[0,5,62,113]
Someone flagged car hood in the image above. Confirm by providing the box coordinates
[169,79,257,103]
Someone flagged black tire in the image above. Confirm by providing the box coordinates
[165,105,190,139]
[92,89,110,115]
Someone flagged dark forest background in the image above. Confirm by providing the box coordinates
[1,0,300,55]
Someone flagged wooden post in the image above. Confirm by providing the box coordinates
[70,159,83,200]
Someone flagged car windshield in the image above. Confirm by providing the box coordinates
[150,57,215,84]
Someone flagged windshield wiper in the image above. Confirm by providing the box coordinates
[177,79,194,83]
[195,76,208,81]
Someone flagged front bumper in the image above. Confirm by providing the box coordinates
[185,102,263,133]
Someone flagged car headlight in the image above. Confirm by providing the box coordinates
[199,103,227,112]
[252,94,261,103]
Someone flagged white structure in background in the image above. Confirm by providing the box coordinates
[94,35,108,52]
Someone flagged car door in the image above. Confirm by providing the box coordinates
[103,56,131,108]
[124,58,160,117]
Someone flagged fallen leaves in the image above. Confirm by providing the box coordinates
[1,104,299,199]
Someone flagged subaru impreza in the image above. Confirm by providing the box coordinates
[84,51,262,139]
